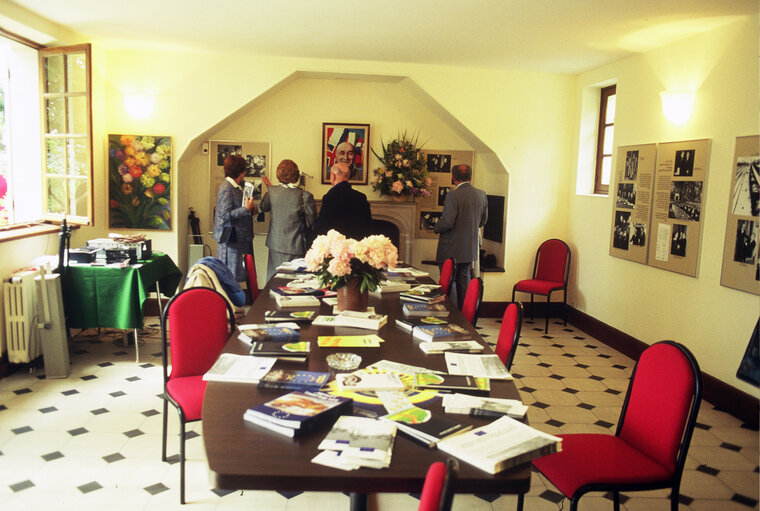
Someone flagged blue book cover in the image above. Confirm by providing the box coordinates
[239,325,300,343]
[402,302,449,317]
[244,390,352,430]
[257,368,331,391]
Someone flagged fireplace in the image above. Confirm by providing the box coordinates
[314,200,417,263]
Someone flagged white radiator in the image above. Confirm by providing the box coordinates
[3,269,42,363]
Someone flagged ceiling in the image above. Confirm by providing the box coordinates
[5,0,758,74]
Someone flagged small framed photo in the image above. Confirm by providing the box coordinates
[321,122,370,185]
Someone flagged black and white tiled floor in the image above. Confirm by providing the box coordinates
[1,317,758,510]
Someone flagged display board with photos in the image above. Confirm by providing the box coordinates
[646,139,710,277]
[415,149,474,239]
[609,144,657,264]
[720,135,760,295]
[208,140,271,235]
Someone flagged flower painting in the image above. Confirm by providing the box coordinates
[108,134,172,230]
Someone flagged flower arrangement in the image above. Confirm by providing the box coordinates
[305,229,398,291]
[108,134,172,229]
[371,132,432,198]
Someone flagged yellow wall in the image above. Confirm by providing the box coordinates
[0,9,757,399]
[567,16,759,396]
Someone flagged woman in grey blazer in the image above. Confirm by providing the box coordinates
[260,159,317,281]
[212,154,256,281]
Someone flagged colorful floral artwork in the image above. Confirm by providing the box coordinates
[108,134,172,230]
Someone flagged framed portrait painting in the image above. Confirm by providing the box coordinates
[321,122,370,185]
[108,134,172,230]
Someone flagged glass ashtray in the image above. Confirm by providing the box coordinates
[326,352,362,371]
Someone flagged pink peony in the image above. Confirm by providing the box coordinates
[391,181,404,193]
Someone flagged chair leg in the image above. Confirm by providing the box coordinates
[161,398,168,462]
[516,492,525,511]
[613,491,620,511]
[179,420,186,504]
[530,295,534,320]
[563,289,568,327]
[544,296,550,334]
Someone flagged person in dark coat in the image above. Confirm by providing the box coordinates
[313,162,372,240]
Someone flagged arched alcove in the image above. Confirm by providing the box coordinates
[176,71,509,279]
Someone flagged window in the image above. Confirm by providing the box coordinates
[0,33,92,230]
[594,84,616,195]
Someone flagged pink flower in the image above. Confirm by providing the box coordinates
[392,181,404,193]
[327,257,351,277]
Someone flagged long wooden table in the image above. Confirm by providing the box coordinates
[202,275,529,509]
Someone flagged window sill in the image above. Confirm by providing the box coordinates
[0,223,67,243]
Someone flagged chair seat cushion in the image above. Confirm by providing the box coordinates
[166,375,207,421]
[532,434,671,498]
[514,279,565,296]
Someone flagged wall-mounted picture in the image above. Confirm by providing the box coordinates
[321,122,369,185]
[246,154,267,178]
[625,150,639,180]
[613,211,631,250]
[616,183,636,209]
[671,224,687,257]
[674,149,695,176]
[631,223,647,247]
[668,181,702,221]
[731,155,760,216]
[419,211,442,231]
[426,153,452,173]
[108,134,172,230]
[437,186,450,206]
[217,144,242,166]
[734,219,758,264]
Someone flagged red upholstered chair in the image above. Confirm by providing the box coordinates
[461,277,484,328]
[244,253,260,304]
[161,287,235,504]
[526,341,702,511]
[512,239,570,333]
[418,458,458,511]
[494,302,523,371]
[438,258,456,297]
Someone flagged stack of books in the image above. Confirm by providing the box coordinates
[249,341,311,362]
[380,405,472,448]
[412,323,470,342]
[257,368,331,391]
[371,280,413,293]
[238,324,300,343]
[270,285,324,296]
[400,285,446,304]
[437,416,562,474]
[273,294,321,307]
[395,316,448,332]
[402,302,449,317]
[264,310,316,323]
[441,393,529,419]
[243,390,353,438]
[333,310,388,330]
[313,416,397,470]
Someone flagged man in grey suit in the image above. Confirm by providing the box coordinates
[434,164,488,309]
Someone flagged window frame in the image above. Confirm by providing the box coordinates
[39,43,93,226]
[594,84,616,195]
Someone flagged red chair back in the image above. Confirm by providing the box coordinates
[461,277,483,327]
[495,302,523,370]
[244,253,260,303]
[162,287,234,380]
[418,458,457,511]
[617,341,702,475]
[534,239,570,284]
[439,258,455,296]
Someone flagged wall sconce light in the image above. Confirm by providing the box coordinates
[123,93,155,119]
[660,91,695,124]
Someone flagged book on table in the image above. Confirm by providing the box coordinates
[380,405,472,448]
[249,341,311,362]
[335,371,405,392]
[395,316,449,332]
[316,334,384,347]
[418,340,485,354]
[382,270,420,282]
[238,325,300,343]
[244,390,353,438]
[273,294,321,308]
[371,279,413,293]
[412,323,470,342]
[264,310,316,323]
[202,354,277,384]
[317,415,397,462]
[444,352,512,380]
[332,310,388,330]
[441,393,528,419]
[270,286,324,296]
[402,303,449,317]
[413,373,490,395]
[400,285,446,303]
[437,415,562,474]
[257,368,331,391]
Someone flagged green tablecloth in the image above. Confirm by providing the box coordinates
[63,253,182,330]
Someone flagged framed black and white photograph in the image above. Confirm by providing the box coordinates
[437,186,450,207]
[734,219,758,264]
[613,211,631,250]
[419,211,442,231]
[625,150,639,180]
[674,149,695,176]
[217,144,242,166]
[246,154,267,178]
[426,153,451,173]
[321,122,369,185]
[731,155,760,216]
[668,181,702,222]
[616,183,636,209]
[671,224,687,257]
[631,223,647,247]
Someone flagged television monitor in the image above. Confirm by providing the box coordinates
[483,195,504,243]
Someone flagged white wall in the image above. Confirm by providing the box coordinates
[567,16,759,396]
